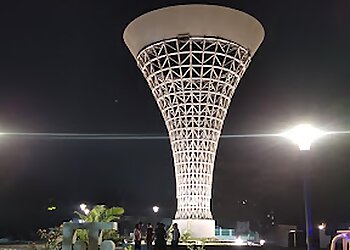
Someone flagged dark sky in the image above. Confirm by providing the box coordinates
[0,0,350,239]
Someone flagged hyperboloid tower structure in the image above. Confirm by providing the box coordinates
[124,5,264,237]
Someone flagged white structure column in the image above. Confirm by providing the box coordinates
[124,4,264,238]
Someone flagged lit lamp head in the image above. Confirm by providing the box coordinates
[318,222,326,230]
[80,203,87,211]
[153,206,159,213]
[281,124,325,151]
[80,203,90,215]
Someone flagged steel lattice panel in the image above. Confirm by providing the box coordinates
[137,37,251,219]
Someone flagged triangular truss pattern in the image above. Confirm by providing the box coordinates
[137,37,251,220]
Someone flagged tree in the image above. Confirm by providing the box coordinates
[38,226,63,250]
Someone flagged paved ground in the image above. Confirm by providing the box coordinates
[0,244,313,250]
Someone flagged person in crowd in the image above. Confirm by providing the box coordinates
[155,222,167,250]
[171,223,180,250]
[146,222,154,250]
[134,223,142,250]
[138,221,144,234]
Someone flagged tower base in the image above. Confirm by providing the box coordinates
[172,219,215,238]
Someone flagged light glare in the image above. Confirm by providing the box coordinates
[318,223,326,230]
[80,203,90,215]
[152,206,159,213]
[281,124,325,151]
[234,237,245,246]
[80,203,87,211]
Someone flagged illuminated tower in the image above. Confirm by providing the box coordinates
[123,5,264,237]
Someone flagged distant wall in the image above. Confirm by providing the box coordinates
[0,244,44,250]
[264,224,298,247]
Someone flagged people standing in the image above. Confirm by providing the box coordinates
[139,221,144,235]
[171,223,180,250]
[155,223,167,250]
[134,223,142,250]
[146,223,154,250]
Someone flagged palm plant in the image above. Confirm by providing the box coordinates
[74,205,124,223]
[74,205,124,243]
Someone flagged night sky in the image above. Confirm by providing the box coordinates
[0,0,350,239]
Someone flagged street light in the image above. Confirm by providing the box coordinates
[281,124,325,250]
[152,206,159,213]
[152,206,160,225]
[80,203,90,215]
[281,124,325,151]
[80,203,87,211]
[318,223,326,230]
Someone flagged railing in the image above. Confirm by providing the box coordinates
[330,230,350,250]
[215,228,235,237]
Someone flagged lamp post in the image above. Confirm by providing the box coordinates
[281,124,325,250]
[152,205,160,225]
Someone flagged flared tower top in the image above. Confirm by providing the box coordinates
[123,4,265,58]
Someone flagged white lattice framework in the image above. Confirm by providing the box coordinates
[137,36,251,219]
